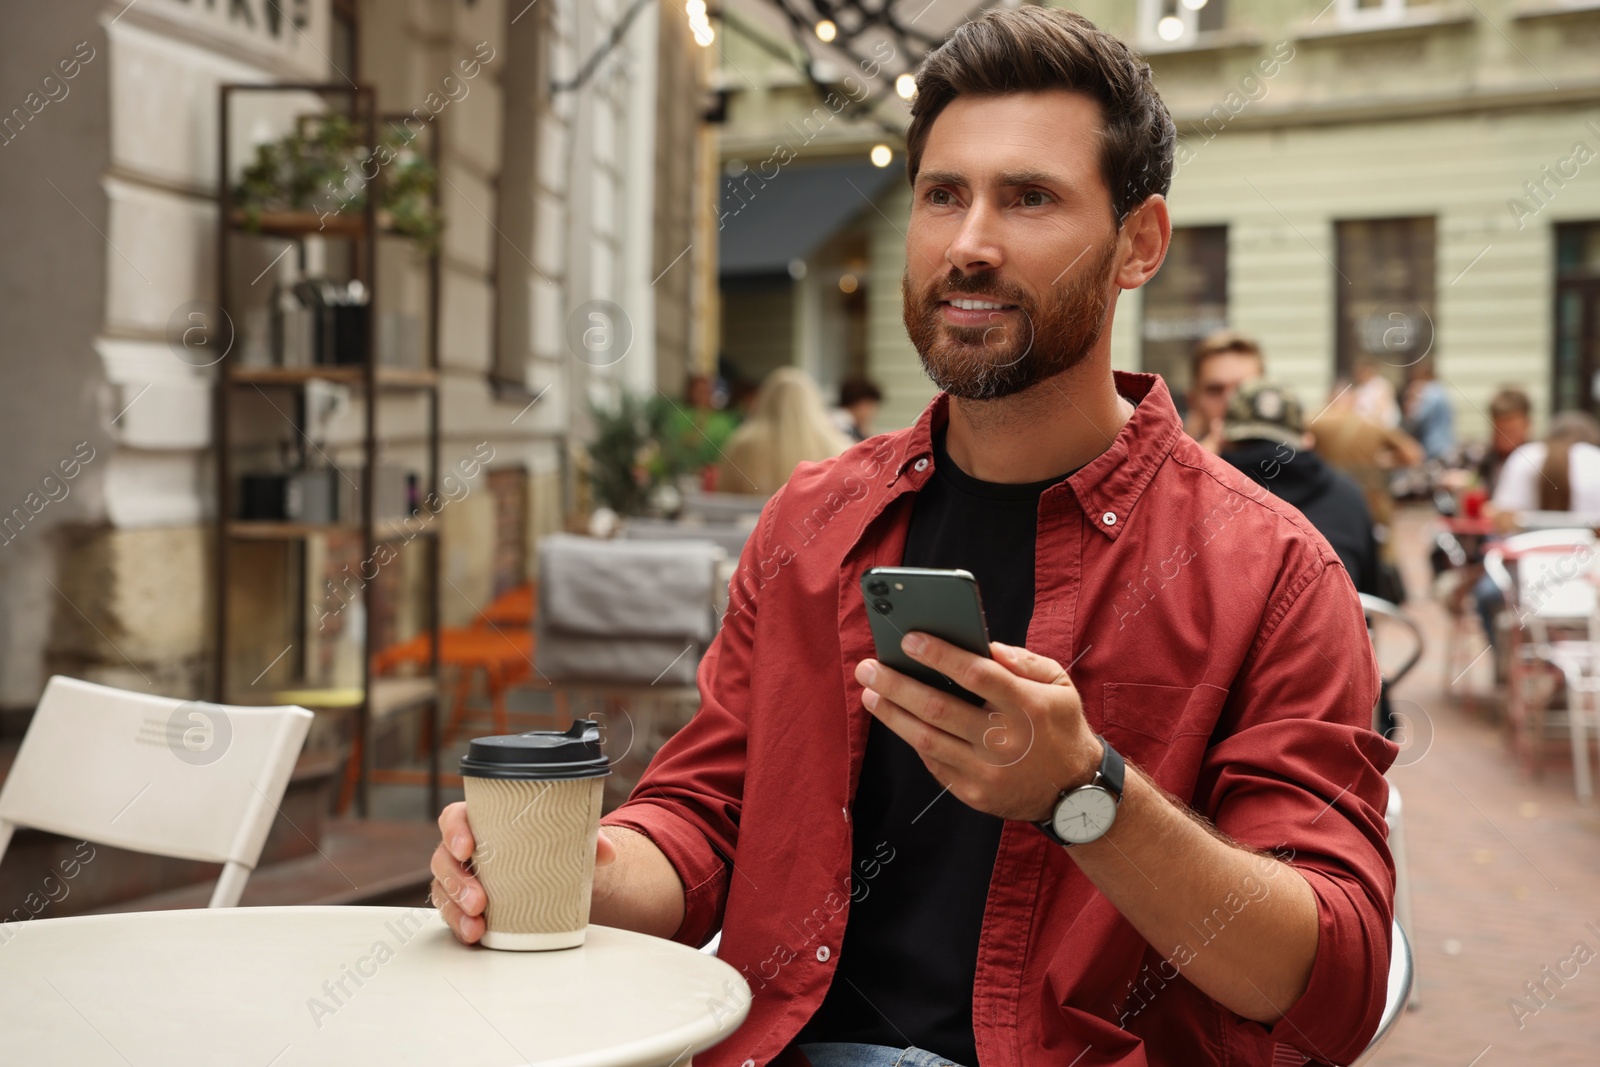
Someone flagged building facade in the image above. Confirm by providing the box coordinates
[0,0,712,712]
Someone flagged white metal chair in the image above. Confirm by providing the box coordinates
[1349,920,1415,1066]
[1486,529,1600,799]
[1358,595,1423,1013]
[0,676,313,908]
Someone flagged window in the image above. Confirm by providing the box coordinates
[1333,217,1437,386]
[1141,226,1228,397]
[1336,0,1434,25]
[1553,223,1600,415]
[1140,0,1227,48]
[330,0,358,82]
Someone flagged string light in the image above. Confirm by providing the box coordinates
[815,19,837,43]
[895,73,916,99]
[686,0,714,46]
[1156,15,1184,40]
[870,144,893,167]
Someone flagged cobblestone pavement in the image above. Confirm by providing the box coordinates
[1367,507,1600,1067]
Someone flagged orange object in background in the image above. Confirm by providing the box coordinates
[473,582,533,630]
[1462,486,1488,519]
[341,584,541,812]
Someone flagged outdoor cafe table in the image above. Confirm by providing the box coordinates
[0,906,750,1066]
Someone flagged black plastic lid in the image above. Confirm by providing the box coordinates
[458,719,611,780]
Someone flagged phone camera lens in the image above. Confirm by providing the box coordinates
[867,580,889,596]
[872,598,893,615]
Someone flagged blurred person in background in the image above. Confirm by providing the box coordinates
[1184,329,1264,452]
[1221,381,1379,596]
[1473,411,1600,657]
[833,375,885,443]
[670,373,740,476]
[1488,409,1600,520]
[1349,356,1401,429]
[717,367,852,496]
[1402,360,1454,462]
[1311,388,1422,603]
[1476,386,1533,496]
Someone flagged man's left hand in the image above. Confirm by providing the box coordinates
[857,635,1103,822]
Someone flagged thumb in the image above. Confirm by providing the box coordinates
[596,826,619,867]
[991,641,1075,687]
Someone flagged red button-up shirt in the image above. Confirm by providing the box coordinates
[602,373,1396,1067]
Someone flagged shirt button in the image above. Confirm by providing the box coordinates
[816,945,831,962]
[741,1061,755,1067]
[1102,511,1117,526]
[913,458,929,472]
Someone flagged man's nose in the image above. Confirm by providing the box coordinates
[945,198,1004,274]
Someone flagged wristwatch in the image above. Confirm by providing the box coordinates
[1036,736,1125,846]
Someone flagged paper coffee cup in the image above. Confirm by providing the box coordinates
[459,719,610,951]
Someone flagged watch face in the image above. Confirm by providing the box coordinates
[1052,786,1118,844]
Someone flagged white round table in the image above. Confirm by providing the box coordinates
[0,906,750,1066]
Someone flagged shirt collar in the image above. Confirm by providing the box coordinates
[891,371,1184,541]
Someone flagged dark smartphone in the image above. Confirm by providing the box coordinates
[860,566,992,706]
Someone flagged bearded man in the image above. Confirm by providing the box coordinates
[430,9,1396,1066]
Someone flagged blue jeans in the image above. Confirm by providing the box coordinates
[797,1043,970,1067]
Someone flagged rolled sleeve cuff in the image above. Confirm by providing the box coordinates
[1268,866,1393,1065]
[601,799,730,948]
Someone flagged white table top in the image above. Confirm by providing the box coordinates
[0,906,750,1067]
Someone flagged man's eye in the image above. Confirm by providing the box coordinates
[927,188,952,205]
[1020,190,1049,207]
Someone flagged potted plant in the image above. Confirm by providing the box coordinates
[232,113,443,251]
[587,392,702,518]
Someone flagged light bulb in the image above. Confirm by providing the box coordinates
[895,73,916,99]
[815,19,837,43]
[870,144,893,168]
[1157,15,1184,41]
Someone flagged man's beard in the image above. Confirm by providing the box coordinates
[902,237,1119,401]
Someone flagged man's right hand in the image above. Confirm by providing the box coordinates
[429,801,619,945]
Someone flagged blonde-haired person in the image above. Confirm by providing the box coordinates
[716,367,851,496]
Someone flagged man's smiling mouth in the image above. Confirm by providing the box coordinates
[944,297,1018,311]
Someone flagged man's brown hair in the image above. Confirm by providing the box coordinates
[1190,329,1264,382]
[904,7,1175,226]
[1488,387,1531,420]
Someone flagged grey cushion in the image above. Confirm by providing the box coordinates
[536,534,723,684]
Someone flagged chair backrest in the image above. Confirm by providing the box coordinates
[537,534,725,685]
[680,491,768,525]
[620,516,752,558]
[0,676,312,906]
[1359,594,1424,693]
[1500,533,1600,643]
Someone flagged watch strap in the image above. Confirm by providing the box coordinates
[1097,735,1125,800]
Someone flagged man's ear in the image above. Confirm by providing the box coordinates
[1114,194,1172,291]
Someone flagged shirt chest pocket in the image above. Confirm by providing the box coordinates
[1098,682,1227,799]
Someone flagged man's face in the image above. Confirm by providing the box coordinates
[1191,352,1263,426]
[1493,412,1530,457]
[902,90,1125,400]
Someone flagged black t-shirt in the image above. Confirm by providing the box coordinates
[796,429,1071,1066]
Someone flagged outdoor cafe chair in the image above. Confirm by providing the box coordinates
[0,676,312,908]
[1484,528,1599,797]
[1359,594,1424,1012]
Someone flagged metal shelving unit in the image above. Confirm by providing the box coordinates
[213,83,444,816]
